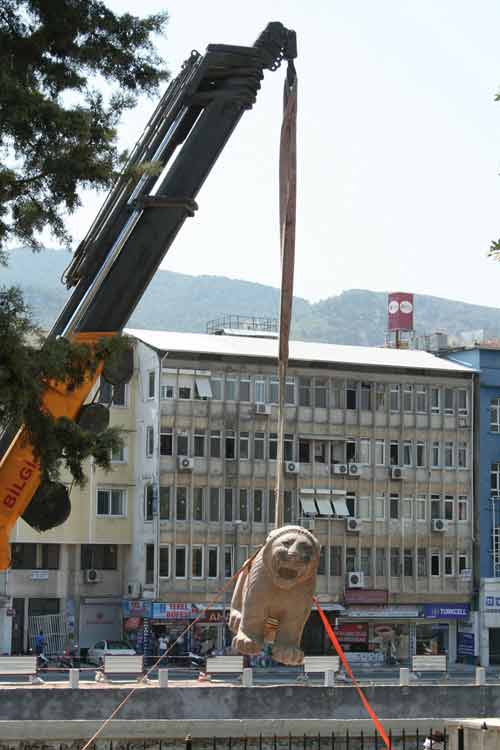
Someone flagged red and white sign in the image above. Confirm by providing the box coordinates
[387,292,414,332]
[335,622,368,644]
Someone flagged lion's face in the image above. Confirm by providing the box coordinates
[265,528,320,590]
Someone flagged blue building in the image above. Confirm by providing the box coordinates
[443,346,500,665]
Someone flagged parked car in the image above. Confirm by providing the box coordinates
[87,640,136,666]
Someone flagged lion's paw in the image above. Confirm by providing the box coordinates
[272,645,304,666]
[232,632,262,655]
[229,609,241,633]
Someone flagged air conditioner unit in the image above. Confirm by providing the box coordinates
[346,517,361,533]
[255,403,272,415]
[84,569,102,584]
[333,464,349,475]
[347,571,364,588]
[391,467,404,480]
[301,518,316,531]
[285,461,300,474]
[432,518,448,532]
[458,416,469,428]
[347,463,361,477]
[127,581,142,597]
[177,456,194,471]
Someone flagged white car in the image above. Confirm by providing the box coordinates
[87,639,136,666]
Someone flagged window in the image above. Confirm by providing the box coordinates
[375,384,386,411]
[357,496,370,520]
[403,441,412,467]
[226,377,237,401]
[99,377,126,407]
[416,494,426,521]
[224,546,233,578]
[194,430,206,458]
[145,545,154,584]
[160,384,175,400]
[375,494,385,520]
[492,463,500,497]
[194,375,213,400]
[110,440,126,463]
[255,377,266,404]
[240,377,251,402]
[192,546,204,578]
[444,388,454,415]
[416,442,425,468]
[389,441,399,466]
[81,544,117,570]
[346,439,357,463]
[299,377,312,407]
[403,385,413,413]
[269,433,278,460]
[268,490,276,523]
[360,548,371,576]
[403,497,413,520]
[491,398,500,432]
[404,548,413,577]
[285,377,295,405]
[193,488,204,521]
[390,384,400,412]
[457,389,468,415]
[159,487,170,520]
[458,554,468,574]
[390,493,399,520]
[431,387,440,414]
[346,381,357,410]
[298,439,310,463]
[330,545,342,576]
[375,440,385,466]
[179,386,191,400]
[254,432,265,460]
[284,433,294,461]
[224,488,233,522]
[146,426,154,457]
[210,430,221,458]
[239,431,249,459]
[444,495,454,521]
[11,543,60,570]
[225,430,236,460]
[176,487,188,521]
[346,492,356,517]
[209,488,220,522]
[431,552,440,576]
[359,438,371,465]
[160,429,173,456]
[211,377,222,400]
[148,371,156,399]
[315,378,328,408]
[284,490,293,524]
[458,496,468,521]
[431,441,441,468]
[97,488,126,517]
[444,554,454,576]
[444,441,454,468]
[208,546,219,578]
[416,386,427,413]
[175,546,187,578]
[390,548,401,576]
[177,432,188,456]
[331,380,343,409]
[159,546,170,578]
[418,548,427,577]
[314,441,327,464]
[376,548,386,577]
[360,382,371,411]
[318,547,326,575]
[457,442,467,468]
[253,490,263,522]
[430,494,441,520]
[144,484,155,521]
[346,547,357,573]
[239,489,248,522]
[269,377,279,404]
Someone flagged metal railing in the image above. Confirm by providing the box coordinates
[206,315,278,335]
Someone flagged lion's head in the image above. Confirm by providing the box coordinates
[262,525,321,590]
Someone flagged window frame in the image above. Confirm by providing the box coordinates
[159,544,170,578]
[96,487,127,518]
[191,545,204,579]
[175,545,188,579]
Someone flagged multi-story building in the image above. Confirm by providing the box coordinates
[123,326,475,666]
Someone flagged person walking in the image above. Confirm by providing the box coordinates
[158,634,168,661]
[34,630,45,656]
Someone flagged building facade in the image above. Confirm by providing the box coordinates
[125,328,475,666]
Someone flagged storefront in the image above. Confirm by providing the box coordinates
[150,602,195,654]
[301,603,344,655]
[121,599,152,652]
[191,604,226,653]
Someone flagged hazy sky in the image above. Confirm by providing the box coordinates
[64,0,500,307]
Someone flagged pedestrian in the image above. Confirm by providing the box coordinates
[158,634,168,660]
[34,630,45,656]
[423,731,445,749]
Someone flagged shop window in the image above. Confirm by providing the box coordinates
[81,544,117,570]
[375,384,386,411]
[193,488,204,521]
[284,434,294,461]
[403,385,413,413]
[346,547,357,573]
[330,545,342,576]
[194,430,206,457]
[444,554,454,577]
[176,487,188,521]
[444,496,454,521]
[160,429,173,456]
[240,377,251,402]
[416,441,425,467]
[390,548,401,576]
[208,546,219,578]
[416,624,448,656]
[239,432,249,460]
[239,489,248,522]
[444,388,454,415]
[210,430,221,458]
[417,548,427,577]
[416,386,427,413]
[209,488,220,522]
[318,547,326,575]
[360,548,371,576]
[159,487,170,520]
[224,546,233,578]
[375,440,385,466]
[254,432,265,460]
[177,432,189,456]
[159,546,170,578]
[403,441,412,467]
[146,426,154,457]
[389,493,399,520]
[145,544,154,584]
[376,548,386,576]
[225,430,236,460]
[224,488,234,522]
[345,381,357,410]
[298,377,312,407]
[284,490,293,524]
[431,387,440,414]
[298,439,310,463]
[175,546,187,578]
[192,546,204,578]
[253,490,263,523]
[148,371,156,399]
[389,441,399,466]
[269,433,278,460]
[389,384,400,412]
[431,552,440,576]
[403,549,413,577]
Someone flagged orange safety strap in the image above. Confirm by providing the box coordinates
[314,598,391,750]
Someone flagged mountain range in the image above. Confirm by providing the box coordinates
[3,247,500,346]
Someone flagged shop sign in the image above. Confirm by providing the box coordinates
[124,616,142,631]
[423,604,469,619]
[196,609,226,624]
[31,569,48,580]
[344,607,419,619]
[336,622,368,644]
[344,589,388,605]
[122,600,152,618]
[152,602,194,620]
[457,632,475,657]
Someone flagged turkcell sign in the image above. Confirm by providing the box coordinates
[423,603,470,619]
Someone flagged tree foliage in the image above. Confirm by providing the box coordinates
[0,1,168,486]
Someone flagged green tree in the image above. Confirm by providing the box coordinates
[0,0,168,486]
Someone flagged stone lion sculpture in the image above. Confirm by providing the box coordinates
[229,525,320,665]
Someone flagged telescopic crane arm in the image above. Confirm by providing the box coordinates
[0,23,297,569]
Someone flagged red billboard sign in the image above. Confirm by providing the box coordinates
[387,292,414,332]
[335,623,368,644]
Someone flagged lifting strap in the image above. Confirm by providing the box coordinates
[315,598,391,750]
